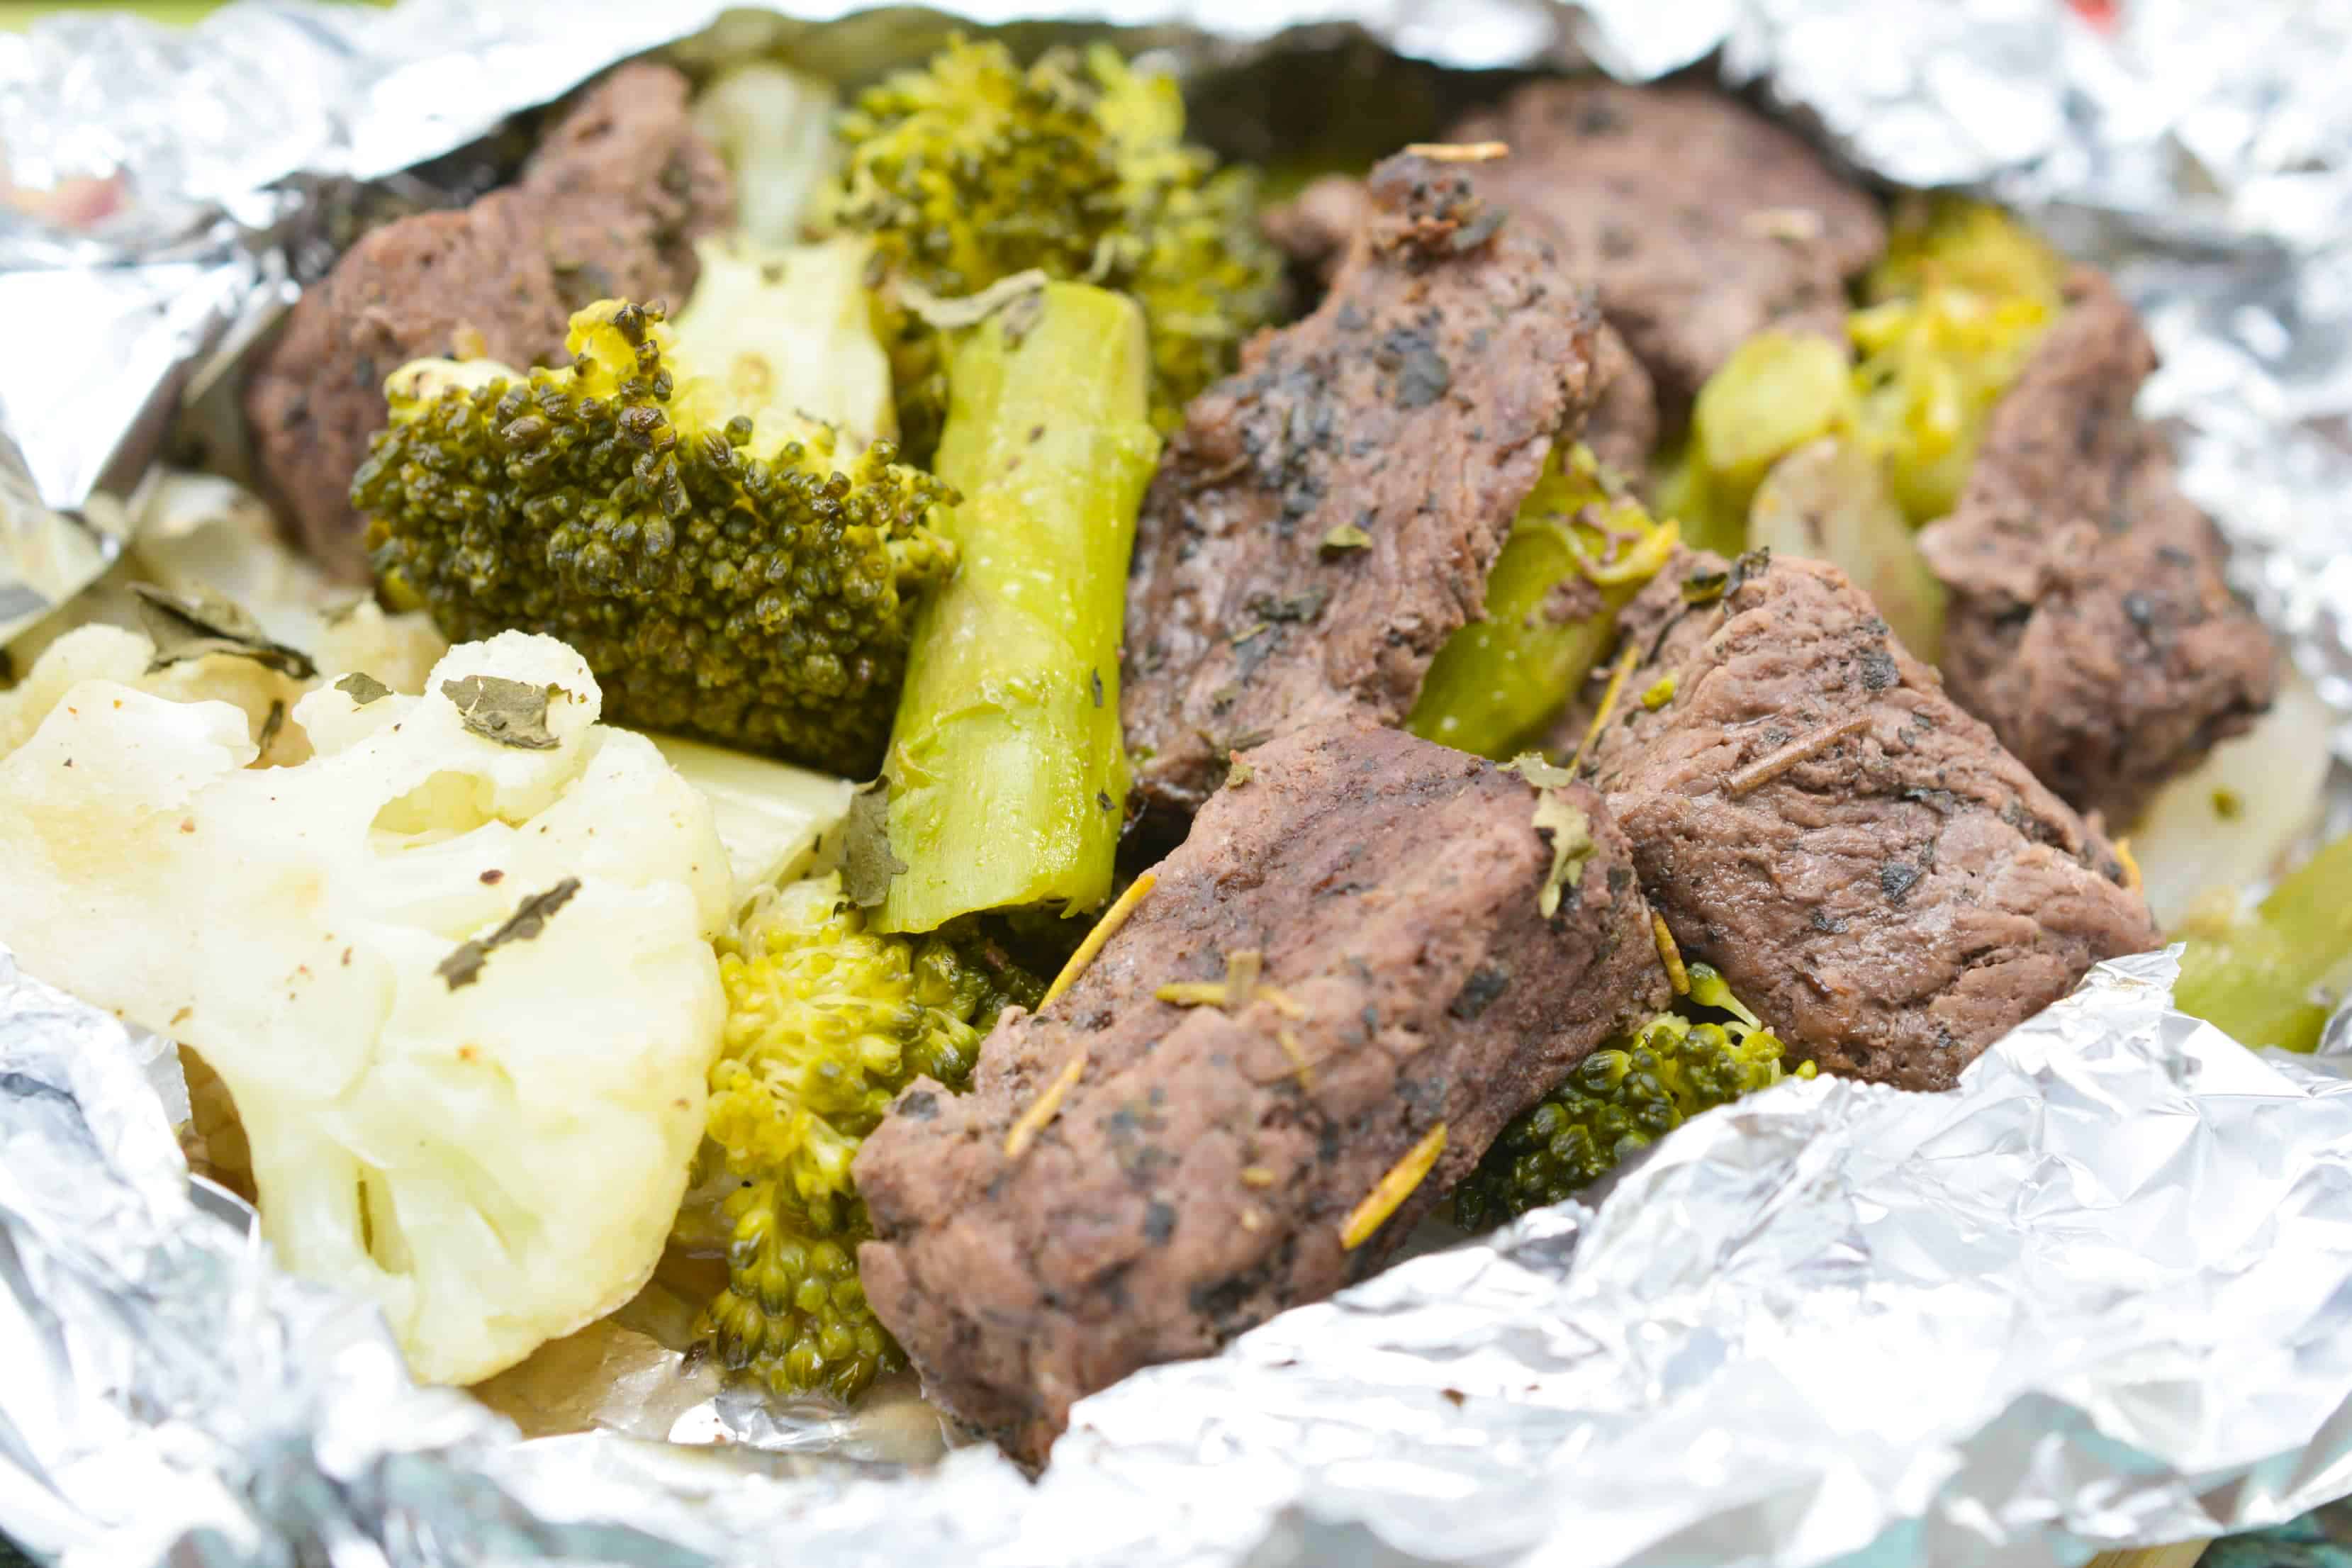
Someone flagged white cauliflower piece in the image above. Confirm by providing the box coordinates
[0,631,729,1385]
[0,622,311,765]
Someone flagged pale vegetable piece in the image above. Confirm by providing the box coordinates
[0,622,311,764]
[4,466,449,739]
[1748,435,1947,665]
[0,632,730,1386]
[1681,330,1859,552]
[690,60,841,250]
[2128,673,2334,931]
[666,233,895,448]
[645,732,856,899]
[314,600,450,697]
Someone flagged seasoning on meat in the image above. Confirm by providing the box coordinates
[242,64,732,578]
[854,719,1667,1462]
[1121,149,1603,820]
[1917,267,2280,825]
[1262,173,1655,474]
[1448,80,1886,423]
[1583,549,2158,1092]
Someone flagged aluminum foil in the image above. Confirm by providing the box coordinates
[6,1,2352,1566]
[12,939,2352,1568]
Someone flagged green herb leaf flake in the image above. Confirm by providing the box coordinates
[335,672,393,707]
[437,877,583,991]
[132,584,317,680]
[1531,790,1595,919]
[841,778,909,909]
[1318,523,1372,556]
[442,675,561,750]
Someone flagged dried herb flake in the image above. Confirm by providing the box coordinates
[1318,523,1372,556]
[442,675,561,749]
[437,877,582,990]
[133,584,316,679]
[840,778,907,909]
[1531,791,1595,919]
[335,672,393,707]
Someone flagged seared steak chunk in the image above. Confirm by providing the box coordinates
[1584,549,2158,1091]
[857,719,1667,1461]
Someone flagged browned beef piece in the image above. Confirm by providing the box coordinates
[857,719,1667,1462]
[1586,319,1659,478]
[1581,549,2158,1092]
[1916,268,2279,826]
[1265,171,1654,476]
[1121,150,1602,821]
[1258,172,1368,289]
[1450,79,1884,425]
[242,63,732,578]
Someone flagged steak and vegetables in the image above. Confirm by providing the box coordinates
[4,38,2339,1471]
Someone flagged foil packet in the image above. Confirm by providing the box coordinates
[6,1,2352,1566]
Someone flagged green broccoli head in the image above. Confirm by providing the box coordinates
[830,36,1284,446]
[1450,986,1813,1231]
[700,872,1038,1401]
[351,299,959,776]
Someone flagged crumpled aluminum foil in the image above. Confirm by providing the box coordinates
[13,939,2352,1568]
[6,1,2352,1566]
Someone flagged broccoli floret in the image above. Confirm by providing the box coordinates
[1451,968,1813,1229]
[700,871,1039,1401]
[352,296,958,777]
[829,36,1283,449]
[1657,198,2066,548]
[1406,443,1679,761]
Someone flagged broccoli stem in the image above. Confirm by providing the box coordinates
[2174,831,2352,1053]
[876,284,1162,934]
[1406,447,1675,761]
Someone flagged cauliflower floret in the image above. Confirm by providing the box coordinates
[0,622,311,765]
[0,631,729,1385]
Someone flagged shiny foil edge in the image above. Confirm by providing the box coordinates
[2,0,2352,1565]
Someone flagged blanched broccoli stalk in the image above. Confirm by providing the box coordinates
[690,60,841,250]
[700,872,1040,1399]
[666,234,896,448]
[2174,831,2352,1054]
[1451,966,1813,1228]
[829,36,1284,449]
[354,291,957,778]
[1406,444,1679,761]
[870,282,1160,934]
[0,632,732,1385]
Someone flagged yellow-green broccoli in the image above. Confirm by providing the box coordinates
[352,298,958,777]
[1406,443,1680,761]
[1451,965,1813,1228]
[829,36,1283,449]
[700,871,1039,1401]
[1657,197,2068,547]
